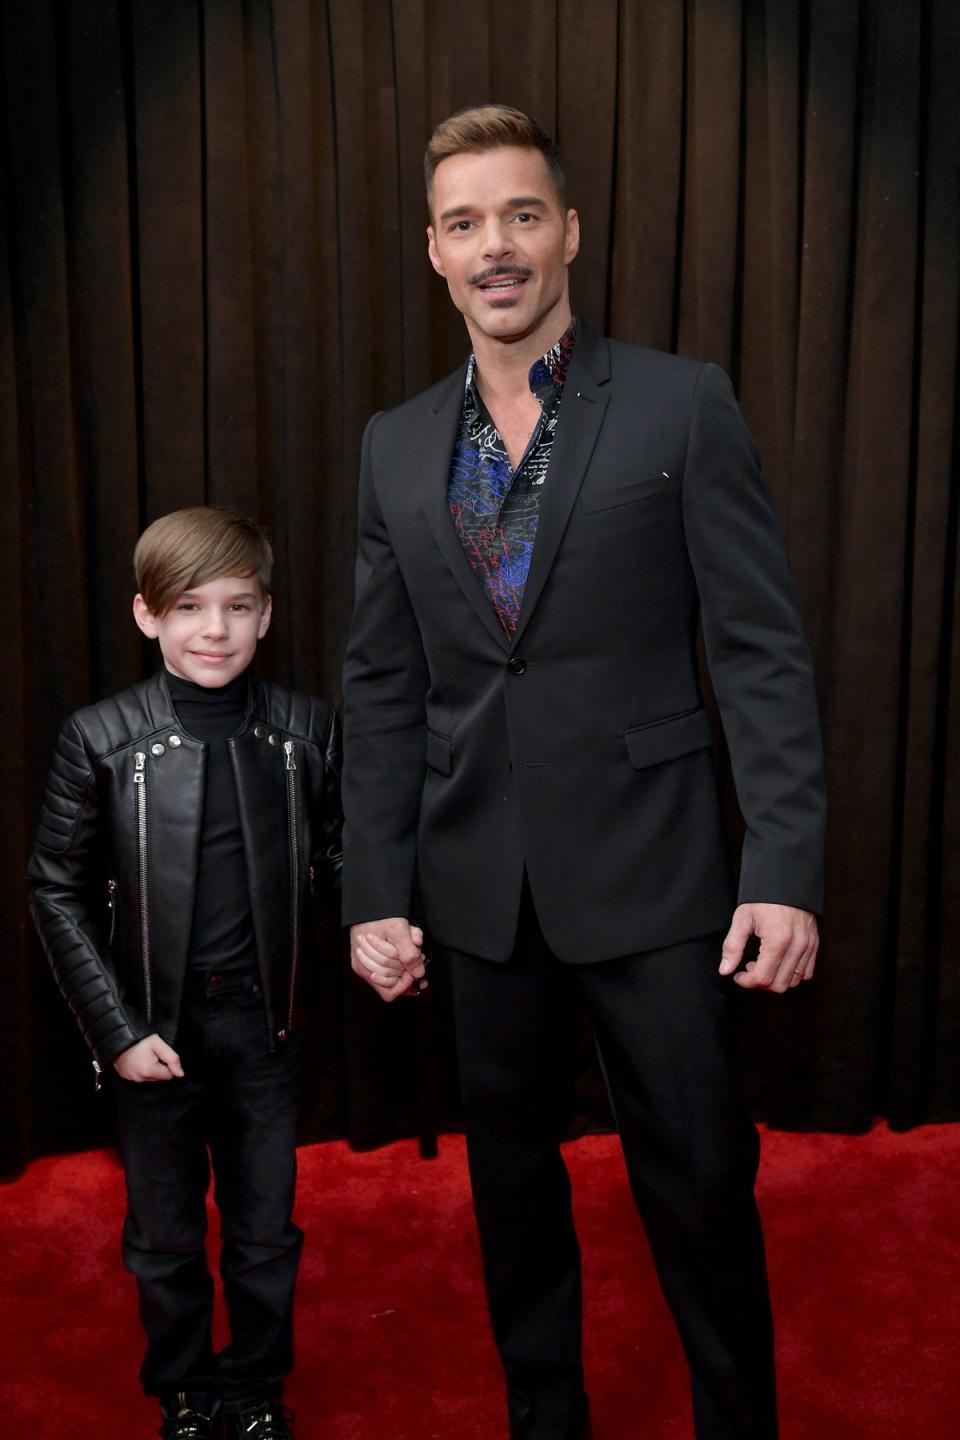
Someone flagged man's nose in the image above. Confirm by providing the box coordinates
[481,220,514,259]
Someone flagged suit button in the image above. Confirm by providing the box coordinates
[507,657,527,675]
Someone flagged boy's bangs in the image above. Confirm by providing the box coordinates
[135,508,273,616]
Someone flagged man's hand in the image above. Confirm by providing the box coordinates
[350,918,426,1002]
[113,1034,185,1082]
[719,903,819,992]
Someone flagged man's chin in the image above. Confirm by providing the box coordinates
[472,308,540,344]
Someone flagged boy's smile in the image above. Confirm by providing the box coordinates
[133,573,272,687]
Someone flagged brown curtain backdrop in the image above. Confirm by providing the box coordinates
[1,0,957,1176]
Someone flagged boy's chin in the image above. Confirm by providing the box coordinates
[164,657,250,687]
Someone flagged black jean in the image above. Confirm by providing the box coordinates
[444,887,777,1440]
[114,969,303,1414]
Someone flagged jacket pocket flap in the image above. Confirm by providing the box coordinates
[624,707,714,770]
[425,728,453,775]
[579,471,670,514]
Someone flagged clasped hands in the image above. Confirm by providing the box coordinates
[350,918,428,1001]
[350,902,817,1003]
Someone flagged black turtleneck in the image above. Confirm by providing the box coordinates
[166,669,259,974]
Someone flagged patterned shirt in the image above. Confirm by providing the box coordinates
[448,319,577,638]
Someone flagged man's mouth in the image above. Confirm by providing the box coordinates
[472,267,533,297]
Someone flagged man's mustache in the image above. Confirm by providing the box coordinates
[468,264,534,286]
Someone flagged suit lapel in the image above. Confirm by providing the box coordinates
[511,323,611,650]
[420,362,511,652]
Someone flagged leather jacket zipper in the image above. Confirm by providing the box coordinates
[283,740,300,1034]
[133,751,152,1022]
[95,880,120,1091]
[106,878,118,947]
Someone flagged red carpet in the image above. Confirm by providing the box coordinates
[2,1126,958,1437]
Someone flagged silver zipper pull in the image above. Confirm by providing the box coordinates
[134,751,145,782]
[106,877,118,946]
[284,740,296,771]
[92,1060,102,1094]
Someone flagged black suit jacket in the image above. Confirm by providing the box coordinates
[341,321,825,962]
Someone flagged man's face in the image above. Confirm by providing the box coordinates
[133,574,271,687]
[427,145,579,349]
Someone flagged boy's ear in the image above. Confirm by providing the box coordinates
[132,594,160,639]
[257,593,273,640]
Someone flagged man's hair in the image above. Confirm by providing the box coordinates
[134,506,274,617]
[424,104,567,212]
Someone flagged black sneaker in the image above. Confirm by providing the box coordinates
[226,1404,294,1438]
[160,1397,220,1439]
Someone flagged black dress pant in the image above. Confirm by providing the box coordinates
[114,969,303,1414]
[445,887,777,1440]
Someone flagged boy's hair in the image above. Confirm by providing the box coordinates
[424,104,567,213]
[134,507,273,617]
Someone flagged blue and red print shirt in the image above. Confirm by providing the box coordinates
[448,319,577,639]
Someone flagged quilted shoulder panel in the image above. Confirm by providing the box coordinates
[258,681,335,748]
[33,680,159,856]
[33,714,98,855]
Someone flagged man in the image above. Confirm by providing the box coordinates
[341,105,825,1440]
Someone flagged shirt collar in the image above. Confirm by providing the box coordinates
[464,316,579,418]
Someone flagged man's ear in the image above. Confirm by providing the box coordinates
[563,209,581,266]
[426,226,446,277]
[257,593,273,640]
[133,594,160,638]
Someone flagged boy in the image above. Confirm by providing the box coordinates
[28,507,342,1440]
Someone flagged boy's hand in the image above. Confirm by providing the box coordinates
[113,1034,185,1082]
[350,919,426,1001]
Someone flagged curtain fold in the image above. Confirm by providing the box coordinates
[1,0,957,1175]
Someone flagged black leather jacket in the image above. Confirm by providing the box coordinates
[27,670,342,1071]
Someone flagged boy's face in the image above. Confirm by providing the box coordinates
[133,574,271,688]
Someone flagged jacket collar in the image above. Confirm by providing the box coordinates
[144,668,269,732]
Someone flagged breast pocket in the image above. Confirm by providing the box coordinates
[578,470,671,515]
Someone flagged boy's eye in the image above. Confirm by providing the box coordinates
[177,603,199,612]
[229,603,251,612]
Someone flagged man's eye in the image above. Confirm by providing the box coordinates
[450,220,473,232]
[514,213,536,223]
